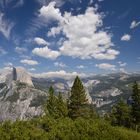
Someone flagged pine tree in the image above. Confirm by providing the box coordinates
[110,99,132,128]
[56,92,68,117]
[44,87,68,119]
[68,76,89,119]
[132,81,140,124]
[44,86,57,118]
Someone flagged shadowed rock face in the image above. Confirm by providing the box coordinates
[13,67,17,81]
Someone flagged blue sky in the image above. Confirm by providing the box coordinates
[0,0,140,77]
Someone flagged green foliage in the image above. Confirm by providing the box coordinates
[0,118,140,140]
[1,79,140,139]
[44,86,58,118]
[132,81,140,124]
[109,99,132,128]
[56,92,68,117]
[68,76,89,119]
[44,86,68,119]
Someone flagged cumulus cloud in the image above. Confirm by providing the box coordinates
[130,21,140,29]
[95,63,116,71]
[15,47,27,54]
[34,37,49,45]
[39,2,63,23]
[32,70,86,80]
[47,26,62,37]
[40,3,119,60]
[121,34,131,41]
[60,8,118,60]
[54,62,66,67]
[20,59,39,65]
[0,13,14,39]
[32,46,60,60]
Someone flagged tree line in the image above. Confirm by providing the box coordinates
[44,76,97,119]
[0,76,140,139]
[105,81,140,131]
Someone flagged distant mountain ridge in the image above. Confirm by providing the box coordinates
[33,72,140,114]
[0,66,140,121]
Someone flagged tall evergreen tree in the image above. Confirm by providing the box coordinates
[68,76,89,119]
[44,86,57,118]
[132,81,140,124]
[44,87,68,118]
[110,99,132,128]
[56,92,68,117]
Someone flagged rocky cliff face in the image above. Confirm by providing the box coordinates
[15,67,34,87]
[0,67,33,87]
[0,82,47,121]
[0,67,47,121]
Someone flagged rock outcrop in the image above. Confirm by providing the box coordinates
[15,67,34,87]
[0,67,34,87]
[0,67,47,121]
[0,82,47,121]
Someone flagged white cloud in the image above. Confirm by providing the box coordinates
[54,62,66,67]
[95,63,116,70]
[34,37,49,45]
[0,13,14,39]
[130,21,140,29]
[15,47,27,54]
[60,8,117,59]
[20,59,39,65]
[0,47,7,55]
[39,2,63,23]
[77,65,85,69]
[40,3,119,60]
[118,61,127,67]
[4,62,13,67]
[32,70,86,80]
[121,34,131,41]
[47,26,62,37]
[32,46,60,60]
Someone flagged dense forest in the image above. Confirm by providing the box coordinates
[0,76,140,140]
